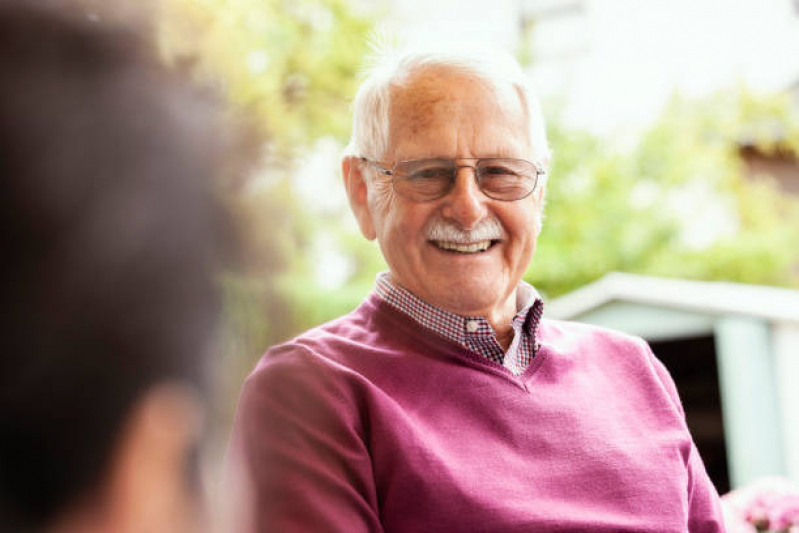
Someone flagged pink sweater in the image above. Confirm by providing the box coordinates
[229,294,726,532]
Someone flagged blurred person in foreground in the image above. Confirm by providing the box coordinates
[227,44,726,532]
[0,3,237,532]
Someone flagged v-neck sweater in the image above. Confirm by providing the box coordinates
[230,294,725,532]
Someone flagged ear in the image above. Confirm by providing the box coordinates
[535,148,551,204]
[101,384,205,533]
[541,148,552,171]
[533,151,550,234]
[342,156,377,241]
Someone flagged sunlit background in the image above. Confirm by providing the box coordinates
[84,0,799,517]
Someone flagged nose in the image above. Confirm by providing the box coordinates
[440,165,489,230]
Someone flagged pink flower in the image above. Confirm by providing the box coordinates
[722,477,799,532]
[769,493,799,530]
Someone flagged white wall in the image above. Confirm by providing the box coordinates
[773,321,799,483]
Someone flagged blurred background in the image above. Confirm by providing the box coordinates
[83,0,799,502]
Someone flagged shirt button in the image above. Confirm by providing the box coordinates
[466,320,479,333]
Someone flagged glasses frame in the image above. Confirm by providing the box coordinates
[358,156,545,202]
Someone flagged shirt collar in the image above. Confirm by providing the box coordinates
[373,271,543,348]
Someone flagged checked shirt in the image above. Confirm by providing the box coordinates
[374,272,544,376]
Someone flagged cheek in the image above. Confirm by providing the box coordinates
[373,210,416,268]
[381,205,433,244]
[503,206,539,254]
[365,177,396,229]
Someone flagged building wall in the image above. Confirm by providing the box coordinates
[774,321,799,482]
[740,146,799,196]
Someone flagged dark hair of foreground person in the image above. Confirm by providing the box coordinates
[0,3,238,531]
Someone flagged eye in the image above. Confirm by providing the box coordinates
[477,159,537,200]
[393,160,453,200]
[480,165,518,177]
[409,166,452,180]
[396,158,454,181]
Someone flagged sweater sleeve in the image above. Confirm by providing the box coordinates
[226,345,383,533]
[640,338,727,533]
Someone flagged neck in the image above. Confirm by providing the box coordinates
[436,288,519,350]
[494,325,515,351]
[482,299,517,351]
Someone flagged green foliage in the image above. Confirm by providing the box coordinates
[529,89,799,298]
[530,122,678,297]
[158,0,372,156]
[155,0,376,391]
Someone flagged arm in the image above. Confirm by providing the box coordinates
[685,442,727,533]
[641,338,726,533]
[226,345,383,533]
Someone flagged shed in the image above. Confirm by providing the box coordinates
[546,272,799,492]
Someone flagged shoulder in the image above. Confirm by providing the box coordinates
[236,328,367,440]
[241,299,390,404]
[538,318,683,411]
[248,312,367,385]
[538,317,649,355]
[230,312,383,480]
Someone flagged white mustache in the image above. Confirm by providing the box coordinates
[426,217,504,243]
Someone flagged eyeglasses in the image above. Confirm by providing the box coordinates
[359,157,544,202]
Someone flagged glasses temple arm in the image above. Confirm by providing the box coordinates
[359,157,393,176]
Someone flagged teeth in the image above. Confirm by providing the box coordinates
[434,240,492,253]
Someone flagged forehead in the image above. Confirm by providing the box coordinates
[387,67,530,160]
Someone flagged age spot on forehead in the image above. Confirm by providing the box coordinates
[389,73,461,141]
[387,67,529,159]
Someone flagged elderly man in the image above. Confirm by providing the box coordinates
[228,46,725,532]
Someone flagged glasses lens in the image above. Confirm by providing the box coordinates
[476,158,537,200]
[393,158,455,201]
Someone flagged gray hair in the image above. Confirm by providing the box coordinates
[344,42,550,167]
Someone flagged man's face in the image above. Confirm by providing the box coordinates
[362,68,544,319]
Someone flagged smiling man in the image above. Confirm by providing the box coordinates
[228,46,726,532]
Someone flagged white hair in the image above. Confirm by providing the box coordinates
[344,41,551,168]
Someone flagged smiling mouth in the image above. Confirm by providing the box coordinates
[432,240,499,253]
